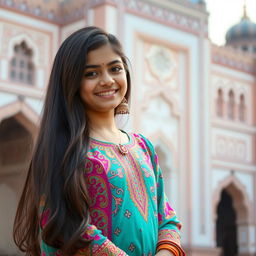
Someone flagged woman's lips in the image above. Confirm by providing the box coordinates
[95,89,118,98]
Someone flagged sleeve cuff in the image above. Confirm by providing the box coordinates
[77,239,128,256]
[158,229,181,246]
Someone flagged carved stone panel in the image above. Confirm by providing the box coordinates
[212,130,252,163]
[145,43,178,87]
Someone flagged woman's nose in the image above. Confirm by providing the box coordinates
[99,71,114,86]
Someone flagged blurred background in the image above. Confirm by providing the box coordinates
[0,0,255,255]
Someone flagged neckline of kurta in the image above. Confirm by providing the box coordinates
[89,130,133,147]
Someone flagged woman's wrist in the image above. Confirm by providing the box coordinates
[155,249,175,256]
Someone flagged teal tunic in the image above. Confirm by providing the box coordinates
[40,133,184,256]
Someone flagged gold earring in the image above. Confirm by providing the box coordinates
[115,98,129,114]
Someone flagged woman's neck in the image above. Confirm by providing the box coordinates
[87,110,119,140]
[86,110,129,144]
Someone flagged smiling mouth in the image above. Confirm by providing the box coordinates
[95,89,118,97]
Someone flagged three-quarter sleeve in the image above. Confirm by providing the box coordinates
[77,225,128,255]
[155,163,185,256]
[39,197,128,256]
[139,134,186,256]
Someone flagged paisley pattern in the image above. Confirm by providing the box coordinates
[40,133,185,256]
[85,157,112,239]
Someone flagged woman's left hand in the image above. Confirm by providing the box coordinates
[155,249,175,256]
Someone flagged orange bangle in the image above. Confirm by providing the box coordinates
[157,244,180,256]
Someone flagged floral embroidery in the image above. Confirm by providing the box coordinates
[114,227,121,236]
[128,243,136,252]
[124,209,132,218]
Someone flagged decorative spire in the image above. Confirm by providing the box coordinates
[242,0,248,19]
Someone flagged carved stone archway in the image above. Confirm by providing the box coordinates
[213,175,252,256]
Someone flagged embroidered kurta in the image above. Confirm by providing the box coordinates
[40,133,185,256]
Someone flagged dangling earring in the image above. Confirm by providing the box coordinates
[115,98,129,114]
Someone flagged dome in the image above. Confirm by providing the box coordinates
[226,11,256,44]
[188,0,205,3]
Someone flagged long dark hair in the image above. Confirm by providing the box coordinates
[13,26,131,255]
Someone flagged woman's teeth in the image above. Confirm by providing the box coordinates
[96,90,116,96]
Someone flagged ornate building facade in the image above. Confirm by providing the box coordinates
[0,0,255,255]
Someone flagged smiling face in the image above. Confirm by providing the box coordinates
[80,43,128,117]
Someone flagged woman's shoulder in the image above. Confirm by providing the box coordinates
[129,132,147,141]
[129,132,155,152]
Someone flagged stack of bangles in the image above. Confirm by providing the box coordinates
[156,242,185,256]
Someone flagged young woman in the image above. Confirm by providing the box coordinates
[13,26,185,256]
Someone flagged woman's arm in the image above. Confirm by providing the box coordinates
[139,134,186,256]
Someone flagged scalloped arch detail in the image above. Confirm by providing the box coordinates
[8,33,39,66]
[0,100,39,136]
[213,174,252,223]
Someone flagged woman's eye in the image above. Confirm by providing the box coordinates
[84,71,97,78]
[111,66,123,73]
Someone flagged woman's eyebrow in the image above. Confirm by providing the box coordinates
[84,59,122,69]
[107,60,122,66]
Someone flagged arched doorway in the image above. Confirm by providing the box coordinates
[216,189,238,256]
[0,115,34,255]
[155,143,176,198]
[215,180,250,256]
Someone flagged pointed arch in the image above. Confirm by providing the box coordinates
[216,88,224,117]
[212,174,254,255]
[213,174,251,224]
[227,90,235,120]
[238,94,246,122]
